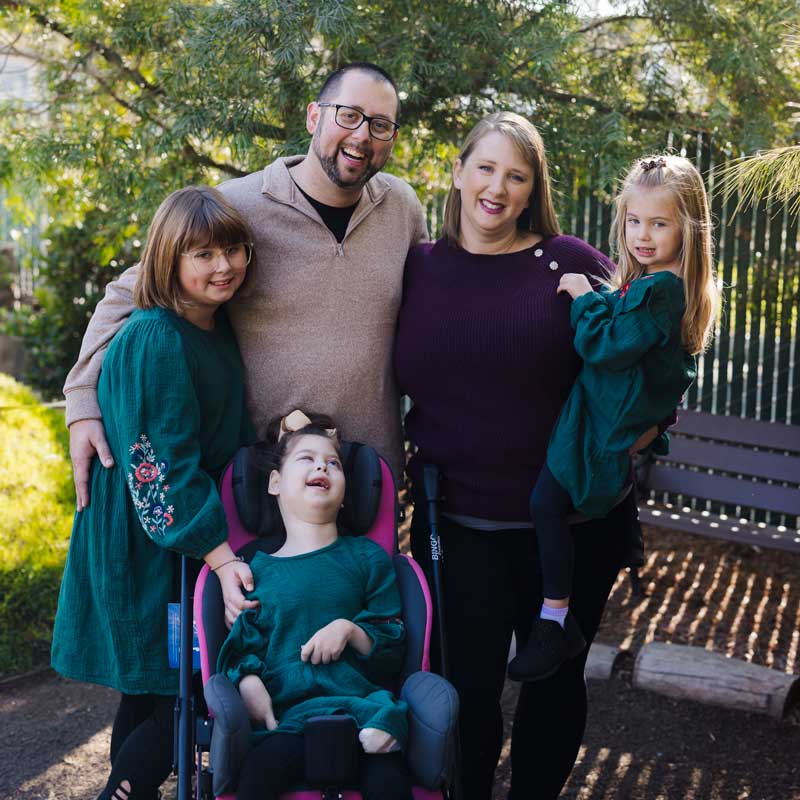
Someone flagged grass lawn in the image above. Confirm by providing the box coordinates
[0,373,73,677]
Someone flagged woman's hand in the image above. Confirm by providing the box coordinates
[300,619,358,664]
[238,674,279,730]
[557,273,594,300]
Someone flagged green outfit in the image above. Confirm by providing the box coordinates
[547,271,696,517]
[52,307,253,695]
[217,536,408,747]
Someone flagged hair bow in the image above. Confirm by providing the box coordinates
[640,157,667,172]
[278,409,337,441]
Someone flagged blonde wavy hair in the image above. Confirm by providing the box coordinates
[609,155,719,355]
[441,111,561,245]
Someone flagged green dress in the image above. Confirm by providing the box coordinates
[52,307,254,695]
[547,271,697,518]
[217,536,409,747]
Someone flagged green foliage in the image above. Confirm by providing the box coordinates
[0,247,13,295]
[1,209,136,399]
[0,0,798,392]
[0,373,73,677]
[719,145,800,217]
[2,1,797,210]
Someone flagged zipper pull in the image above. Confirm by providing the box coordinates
[337,243,344,257]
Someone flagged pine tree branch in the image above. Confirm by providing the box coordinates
[574,14,653,35]
[181,144,249,178]
[0,0,163,97]
[544,83,705,126]
[718,146,800,217]
[1,1,286,154]
[86,71,249,177]
[584,38,693,58]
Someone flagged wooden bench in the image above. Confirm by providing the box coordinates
[635,409,800,553]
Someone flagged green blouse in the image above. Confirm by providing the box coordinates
[217,536,408,747]
[547,271,696,518]
[52,307,253,695]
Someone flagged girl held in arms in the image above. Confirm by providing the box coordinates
[509,155,719,682]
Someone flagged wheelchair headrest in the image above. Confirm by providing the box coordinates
[230,440,383,538]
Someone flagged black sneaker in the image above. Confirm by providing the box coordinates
[507,612,587,682]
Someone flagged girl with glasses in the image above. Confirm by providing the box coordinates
[52,185,257,800]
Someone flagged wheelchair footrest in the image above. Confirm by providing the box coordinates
[304,715,360,789]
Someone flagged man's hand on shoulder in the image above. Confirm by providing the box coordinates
[70,419,114,511]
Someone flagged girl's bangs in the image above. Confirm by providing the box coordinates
[181,198,249,251]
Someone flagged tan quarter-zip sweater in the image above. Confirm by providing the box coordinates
[63,155,428,477]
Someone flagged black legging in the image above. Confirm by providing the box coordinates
[410,487,633,800]
[236,732,413,800]
[529,462,577,599]
[98,693,175,800]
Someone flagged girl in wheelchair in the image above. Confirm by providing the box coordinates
[217,410,414,800]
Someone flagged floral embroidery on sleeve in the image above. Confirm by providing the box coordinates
[126,434,174,538]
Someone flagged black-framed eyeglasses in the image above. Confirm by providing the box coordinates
[317,103,400,141]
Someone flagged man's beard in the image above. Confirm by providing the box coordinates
[311,133,383,189]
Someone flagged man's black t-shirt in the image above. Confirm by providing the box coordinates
[295,183,358,244]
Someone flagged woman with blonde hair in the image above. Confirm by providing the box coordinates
[395,112,654,799]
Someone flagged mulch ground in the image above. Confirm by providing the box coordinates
[2,524,799,799]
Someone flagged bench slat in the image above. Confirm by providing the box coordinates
[662,437,800,484]
[674,409,800,453]
[645,464,800,517]
[639,503,800,552]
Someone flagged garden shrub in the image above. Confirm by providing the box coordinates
[1,208,134,400]
[0,373,73,677]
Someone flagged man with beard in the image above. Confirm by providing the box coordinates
[65,63,428,521]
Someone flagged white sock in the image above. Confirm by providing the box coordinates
[540,603,569,629]
[359,727,400,753]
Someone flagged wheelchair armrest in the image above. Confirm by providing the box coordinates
[204,674,253,797]
[401,671,459,790]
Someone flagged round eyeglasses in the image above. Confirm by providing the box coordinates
[181,242,253,274]
[317,103,400,141]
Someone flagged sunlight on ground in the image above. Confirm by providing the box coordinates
[606,541,800,674]
[19,725,111,799]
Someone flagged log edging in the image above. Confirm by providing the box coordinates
[632,642,799,721]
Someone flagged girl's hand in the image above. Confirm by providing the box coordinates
[216,560,259,629]
[238,674,279,730]
[557,273,594,300]
[300,619,355,664]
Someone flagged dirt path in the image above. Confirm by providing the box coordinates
[2,670,798,800]
[1,675,117,799]
[3,526,799,799]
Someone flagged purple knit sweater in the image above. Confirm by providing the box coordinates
[395,235,615,521]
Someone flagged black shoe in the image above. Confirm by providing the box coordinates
[507,612,587,682]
